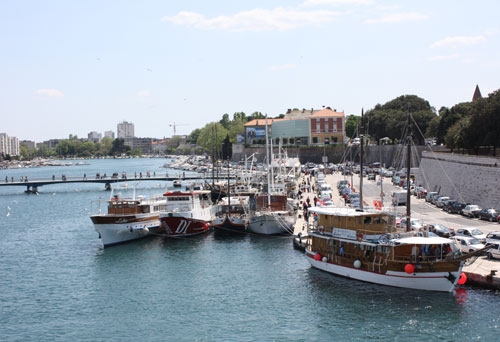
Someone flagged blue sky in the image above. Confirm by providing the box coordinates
[1,0,499,142]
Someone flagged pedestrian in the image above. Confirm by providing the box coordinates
[313,196,318,206]
[5,176,7,183]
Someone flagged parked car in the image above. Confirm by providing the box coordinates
[424,223,454,238]
[462,204,482,218]
[435,196,451,208]
[486,242,500,260]
[446,201,467,215]
[478,208,500,222]
[425,191,438,203]
[486,231,500,244]
[398,218,424,230]
[367,173,376,181]
[455,227,487,243]
[452,236,485,254]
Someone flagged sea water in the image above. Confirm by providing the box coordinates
[1,158,499,341]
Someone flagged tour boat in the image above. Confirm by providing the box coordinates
[90,192,168,247]
[305,111,465,292]
[304,207,465,292]
[159,184,215,237]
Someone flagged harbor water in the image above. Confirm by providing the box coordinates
[1,158,500,341]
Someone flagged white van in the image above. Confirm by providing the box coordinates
[392,191,407,206]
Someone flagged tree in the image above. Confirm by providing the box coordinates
[109,138,130,156]
[197,122,228,158]
[345,115,360,140]
[365,95,437,145]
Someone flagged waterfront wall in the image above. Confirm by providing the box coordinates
[415,152,500,208]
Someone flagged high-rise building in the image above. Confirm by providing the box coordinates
[88,131,102,141]
[117,121,135,138]
[104,130,115,139]
[0,133,20,156]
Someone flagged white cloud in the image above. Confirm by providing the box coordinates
[162,7,342,31]
[35,88,64,97]
[303,0,374,6]
[364,12,428,24]
[426,54,458,62]
[430,35,486,48]
[269,63,297,71]
[137,90,150,98]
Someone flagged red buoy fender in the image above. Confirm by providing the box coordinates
[457,272,467,285]
[404,263,415,274]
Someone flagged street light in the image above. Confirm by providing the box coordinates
[379,137,390,206]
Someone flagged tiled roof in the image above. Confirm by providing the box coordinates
[310,108,345,117]
[244,118,285,126]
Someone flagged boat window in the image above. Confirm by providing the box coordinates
[373,217,381,224]
[364,217,372,224]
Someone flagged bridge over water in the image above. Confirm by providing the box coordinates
[0,175,220,193]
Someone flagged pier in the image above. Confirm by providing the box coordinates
[0,175,212,193]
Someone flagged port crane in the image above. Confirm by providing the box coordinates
[169,123,190,135]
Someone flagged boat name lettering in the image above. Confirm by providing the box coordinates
[332,228,357,240]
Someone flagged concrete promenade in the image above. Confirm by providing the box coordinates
[293,170,500,290]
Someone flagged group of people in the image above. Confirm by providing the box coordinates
[4,176,28,183]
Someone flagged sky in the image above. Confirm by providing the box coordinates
[1,0,499,143]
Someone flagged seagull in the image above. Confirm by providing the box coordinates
[6,212,10,217]
[7,206,11,211]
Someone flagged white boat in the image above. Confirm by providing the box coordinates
[247,193,296,235]
[246,118,297,236]
[159,184,215,237]
[90,192,168,247]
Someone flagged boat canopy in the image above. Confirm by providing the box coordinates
[394,236,453,245]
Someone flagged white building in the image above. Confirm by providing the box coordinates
[104,130,115,139]
[117,121,135,138]
[0,133,20,156]
[88,131,102,141]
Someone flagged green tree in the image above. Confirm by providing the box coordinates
[197,122,228,158]
[109,138,130,156]
[345,115,360,140]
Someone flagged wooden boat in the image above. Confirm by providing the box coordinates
[90,192,168,247]
[304,110,465,292]
[159,184,214,237]
[304,207,464,292]
[212,196,249,235]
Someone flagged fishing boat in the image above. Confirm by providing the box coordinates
[159,183,215,237]
[212,195,249,235]
[90,191,168,247]
[246,118,297,236]
[304,110,465,292]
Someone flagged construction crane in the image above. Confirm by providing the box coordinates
[169,123,190,135]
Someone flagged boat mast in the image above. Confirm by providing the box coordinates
[359,108,364,210]
[405,105,412,232]
[265,116,271,207]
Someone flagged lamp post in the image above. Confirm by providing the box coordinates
[379,137,389,206]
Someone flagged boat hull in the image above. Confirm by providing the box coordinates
[305,250,461,292]
[247,212,295,235]
[159,215,211,237]
[212,215,247,235]
[91,215,161,247]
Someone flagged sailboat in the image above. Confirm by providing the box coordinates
[247,117,297,236]
[212,162,249,235]
[304,109,466,292]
